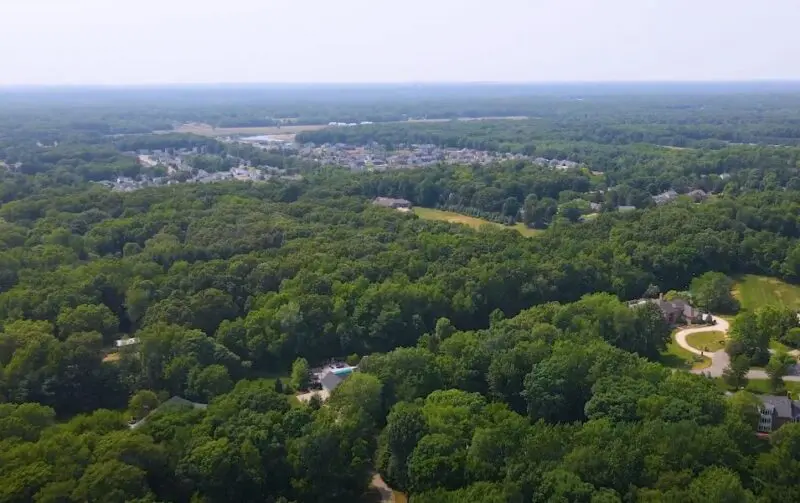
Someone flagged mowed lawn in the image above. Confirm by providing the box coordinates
[732,274,800,311]
[686,331,726,352]
[661,331,711,371]
[413,207,540,237]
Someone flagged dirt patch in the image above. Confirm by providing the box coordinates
[102,352,121,363]
[296,389,329,403]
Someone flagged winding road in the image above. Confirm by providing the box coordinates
[674,316,800,381]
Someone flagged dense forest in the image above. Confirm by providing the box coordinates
[3,86,800,502]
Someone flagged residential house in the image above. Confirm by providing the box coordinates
[653,189,679,205]
[373,197,412,210]
[652,297,706,325]
[687,189,708,202]
[757,395,800,433]
[630,296,707,325]
[115,337,140,348]
[319,371,344,393]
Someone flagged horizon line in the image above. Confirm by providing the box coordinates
[2,79,800,90]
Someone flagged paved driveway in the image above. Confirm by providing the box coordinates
[675,316,800,381]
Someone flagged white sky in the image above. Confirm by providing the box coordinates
[0,0,798,85]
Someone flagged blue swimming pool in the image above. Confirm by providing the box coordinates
[331,366,356,376]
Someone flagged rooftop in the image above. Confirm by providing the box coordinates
[759,395,800,419]
[319,371,343,392]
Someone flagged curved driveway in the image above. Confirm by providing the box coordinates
[674,316,800,381]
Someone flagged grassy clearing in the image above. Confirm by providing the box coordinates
[170,117,529,137]
[413,207,540,237]
[770,339,793,353]
[732,274,800,311]
[407,116,529,123]
[252,372,301,408]
[715,377,800,398]
[661,332,711,371]
[686,331,727,352]
[170,122,328,137]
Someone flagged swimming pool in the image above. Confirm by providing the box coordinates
[331,366,356,376]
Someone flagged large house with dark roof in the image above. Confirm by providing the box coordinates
[757,395,800,433]
[652,298,706,325]
[629,296,708,325]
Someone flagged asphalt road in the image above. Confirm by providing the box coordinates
[675,316,800,381]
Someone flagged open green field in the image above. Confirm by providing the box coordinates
[714,377,800,398]
[170,117,529,137]
[686,331,726,352]
[732,274,800,311]
[661,332,711,371]
[170,122,329,137]
[413,207,540,237]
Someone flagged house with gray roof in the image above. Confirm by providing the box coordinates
[758,395,800,433]
[319,371,344,392]
[652,298,705,325]
[373,197,412,209]
[653,189,679,205]
[687,189,708,202]
[629,296,707,325]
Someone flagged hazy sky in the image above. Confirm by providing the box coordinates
[1,0,799,85]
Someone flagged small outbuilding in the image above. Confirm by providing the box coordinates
[373,197,412,210]
[115,337,140,348]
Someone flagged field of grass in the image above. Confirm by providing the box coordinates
[714,377,800,397]
[686,331,726,352]
[770,339,793,353]
[732,274,800,311]
[171,122,328,137]
[407,116,529,123]
[413,207,540,237]
[171,117,529,137]
[661,332,711,371]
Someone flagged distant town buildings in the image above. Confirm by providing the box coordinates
[93,148,301,192]
[246,140,580,173]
